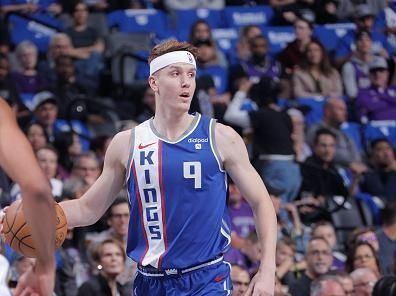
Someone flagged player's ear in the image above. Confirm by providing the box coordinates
[148,75,158,92]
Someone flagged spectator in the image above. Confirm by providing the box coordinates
[326,271,355,296]
[292,40,343,98]
[347,227,380,253]
[345,241,381,277]
[350,267,379,296]
[287,108,311,162]
[89,135,112,166]
[356,56,396,121]
[297,128,350,222]
[77,239,130,296]
[275,238,299,286]
[360,138,396,202]
[313,0,339,24]
[278,18,316,75]
[68,152,101,182]
[136,85,155,123]
[11,41,47,94]
[312,221,346,271]
[336,0,387,23]
[288,237,333,296]
[310,275,346,296]
[230,264,250,296]
[342,30,375,100]
[189,19,227,68]
[235,25,262,63]
[375,2,396,52]
[236,35,281,83]
[224,77,301,205]
[306,97,367,174]
[376,202,396,274]
[51,55,89,119]
[194,39,226,68]
[25,122,49,152]
[53,131,83,178]
[31,91,59,142]
[334,4,391,67]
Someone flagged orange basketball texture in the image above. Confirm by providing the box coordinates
[2,199,68,257]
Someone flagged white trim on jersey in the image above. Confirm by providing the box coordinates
[209,119,225,173]
[133,122,167,268]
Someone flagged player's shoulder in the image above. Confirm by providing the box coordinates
[214,122,242,146]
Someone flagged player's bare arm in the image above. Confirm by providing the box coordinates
[61,130,130,228]
[0,98,56,295]
[216,123,277,296]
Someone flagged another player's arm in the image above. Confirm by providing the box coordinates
[61,131,129,228]
[216,123,277,296]
[0,99,56,271]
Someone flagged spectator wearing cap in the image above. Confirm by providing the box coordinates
[342,30,375,100]
[10,41,48,95]
[356,56,396,121]
[360,138,396,203]
[334,4,392,67]
[306,96,367,175]
[32,91,59,142]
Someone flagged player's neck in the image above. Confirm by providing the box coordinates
[152,110,195,141]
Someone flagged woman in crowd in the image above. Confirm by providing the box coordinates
[292,40,343,98]
[25,122,49,152]
[345,241,381,277]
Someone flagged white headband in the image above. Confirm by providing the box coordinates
[149,51,196,75]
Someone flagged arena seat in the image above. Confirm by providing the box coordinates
[340,121,364,151]
[262,26,295,57]
[224,5,274,29]
[197,65,228,94]
[363,120,396,148]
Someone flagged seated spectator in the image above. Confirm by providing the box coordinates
[356,56,396,121]
[270,0,315,26]
[224,77,301,205]
[347,227,379,253]
[297,128,350,223]
[278,17,316,76]
[292,40,343,98]
[230,264,250,296]
[189,19,227,68]
[306,97,367,173]
[350,267,379,296]
[275,238,300,287]
[77,239,130,296]
[334,4,391,67]
[342,30,375,101]
[31,91,59,142]
[234,35,281,83]
[287,108,311,162]
[53,131,83,177]
[326,270,355,296]
[311,221,346,271]
[0,53,27,118]
[194,39,227,68]
[288,237,333,296]
[310,274,346,296]
[63,152,101,190]
[345,241,381,277]
[375,202,396,275]
[10,145,63,200]
[25,122,49,152]
[51,55,89,119]
[235,25,262,63]
[89,135,112,166]
[360,138,396,202]
[136,85,155,123]
[10,41,47,95]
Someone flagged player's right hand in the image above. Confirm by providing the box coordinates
[0,206,7,236]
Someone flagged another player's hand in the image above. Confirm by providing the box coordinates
[14,260,55,296]
[244,270,274,296]
[0,206,8,239]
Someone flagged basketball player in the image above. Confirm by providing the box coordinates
[0,98,56,296]
[61,40,277,295]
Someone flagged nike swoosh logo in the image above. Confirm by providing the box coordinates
[214,275,225,282]
[138,142,156,149]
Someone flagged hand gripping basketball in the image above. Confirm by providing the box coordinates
[1,199,68,257]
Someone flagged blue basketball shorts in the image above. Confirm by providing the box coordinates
[133,259,232,296]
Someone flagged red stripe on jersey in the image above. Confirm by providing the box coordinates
[158,140,168,268]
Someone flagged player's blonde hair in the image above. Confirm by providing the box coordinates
[148,39,198,65]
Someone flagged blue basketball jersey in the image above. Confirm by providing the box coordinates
[126,113,231,269]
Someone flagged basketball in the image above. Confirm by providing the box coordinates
[2,199,68,258]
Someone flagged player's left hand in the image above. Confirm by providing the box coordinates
[244,270,274,296]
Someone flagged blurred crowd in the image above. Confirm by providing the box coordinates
[0,0,396,295]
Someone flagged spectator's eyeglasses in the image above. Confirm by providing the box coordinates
[354,281,376,288]
[354,254,374,261]
[308,250,331,257]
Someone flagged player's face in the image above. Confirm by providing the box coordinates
[108,203,130,237]
[152,63,196,113]
[99,242,125,277]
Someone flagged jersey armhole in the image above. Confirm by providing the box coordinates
[209,119,225,172]
[125,127,136,181]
